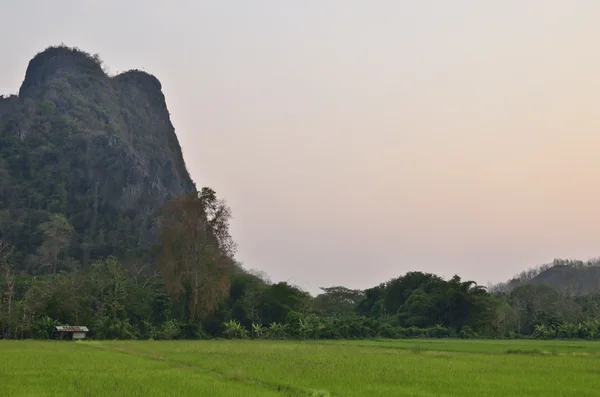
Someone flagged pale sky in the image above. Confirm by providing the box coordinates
[2,1,600,294]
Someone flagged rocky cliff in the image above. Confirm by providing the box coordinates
[0,45,196,269]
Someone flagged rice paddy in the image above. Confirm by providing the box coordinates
[1,339,599,396]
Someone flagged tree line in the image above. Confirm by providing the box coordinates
[1,189,600,340]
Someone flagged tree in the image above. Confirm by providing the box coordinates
[0,238,15,338]
[157,188,236,322]
[261,282,312,324]
[228,272,267,327]
[384,272,445,315]
[356,283,386,316]
[437,275,493,330]
[508,284,562,335]
[37,213,73,274]
[313,286,364,316]
[0,159,9,200]
[397,289,434,327]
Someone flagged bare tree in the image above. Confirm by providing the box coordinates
[157,188,237,322]
[247,268,272,285]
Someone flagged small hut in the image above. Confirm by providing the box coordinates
[55,326,89,340]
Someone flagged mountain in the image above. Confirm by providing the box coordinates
[491,258,600,296]
[0,45,196,271]
[528,264,600,296]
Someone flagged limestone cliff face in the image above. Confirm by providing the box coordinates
[0,46,196,266]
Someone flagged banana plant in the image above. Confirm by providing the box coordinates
[223,319,246,339]
[267,322,286,339]
[251,323,266,339]
[533,324,556,340]
[298,318,313,340]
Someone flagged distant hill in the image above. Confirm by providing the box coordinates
[491,258,600,296]
[0,45,196,271]
[528,265,600,296]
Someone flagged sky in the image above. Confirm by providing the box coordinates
[2,1,600,295]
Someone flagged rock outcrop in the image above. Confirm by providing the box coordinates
[0,45,196,267]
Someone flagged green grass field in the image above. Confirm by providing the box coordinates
[1,339,599,396]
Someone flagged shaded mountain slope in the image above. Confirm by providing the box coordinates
[529,264,600,296]
[491,258,600,296]
[0,45,196,270]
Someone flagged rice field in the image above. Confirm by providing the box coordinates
[1,339,600,396]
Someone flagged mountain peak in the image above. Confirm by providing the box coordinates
[19,45,106,98]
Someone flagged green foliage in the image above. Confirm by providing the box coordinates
[228,272,265,328]
[312,286,363,316]
[251,323,265,339]
[223,319,247,339]
[261,282,312,325]
[146,319,182,340]
[532,324,556,340]
[284,310,303,338]
[267,322,286,339]
[31,315,60,339]
[94,316,138,340]
[5,250,600,341]
[458,326,478,339]
[38,100,56,116]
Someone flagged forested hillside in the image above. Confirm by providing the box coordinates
[0,45,195,271]
[1,46,599,341]
[492,258,600,296]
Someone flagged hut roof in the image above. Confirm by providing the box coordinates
[55,326,89,332]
